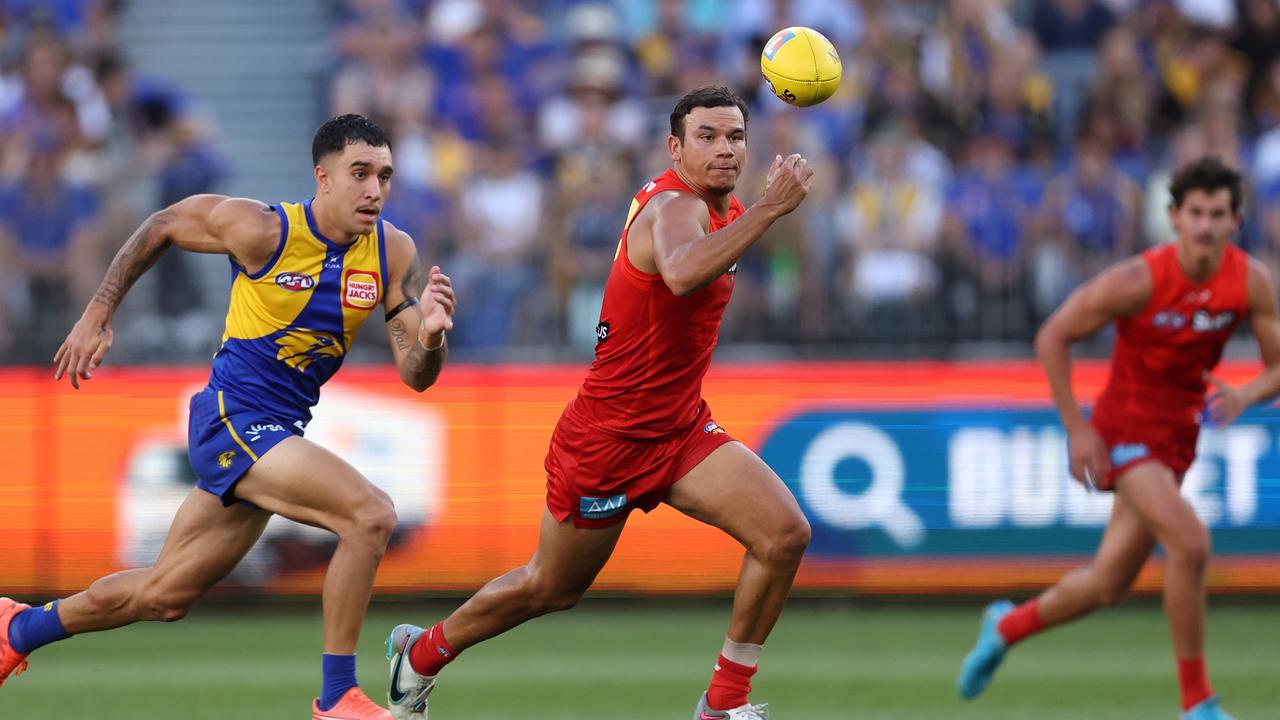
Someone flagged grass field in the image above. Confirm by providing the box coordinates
[1,601,1276,719]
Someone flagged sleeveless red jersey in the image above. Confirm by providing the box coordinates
[1094,242,1250,429]
[571,168,746,439]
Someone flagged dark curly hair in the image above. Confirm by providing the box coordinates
[311,114,391,165]
[1169,156,1243,212]
[670,86,749,141]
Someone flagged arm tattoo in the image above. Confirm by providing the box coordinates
[397,321,445,389]
[401,253,425,304]
[91,210,176,311]
[390,317,411,352]
[392,251,445,389]
[403,328,444,389]
[405,333,432,373]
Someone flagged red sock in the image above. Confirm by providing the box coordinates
[408,621,459,677]
[1177,657,1213,711]
[996,598,1047,646]
[706,654,757,711]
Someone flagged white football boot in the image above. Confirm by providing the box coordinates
[386,624,435,719]
[693,692,769,719]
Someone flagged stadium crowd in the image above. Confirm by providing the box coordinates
[4,0,1280,363]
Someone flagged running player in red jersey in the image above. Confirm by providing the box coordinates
[385,86,813,720]
[958,157,1280,720]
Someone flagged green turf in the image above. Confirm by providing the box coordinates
[1,602,1276,718]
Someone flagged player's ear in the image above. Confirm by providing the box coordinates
[314,163,328,193]
[667,134,681,163]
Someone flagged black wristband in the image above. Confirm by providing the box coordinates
[384,296,419,322]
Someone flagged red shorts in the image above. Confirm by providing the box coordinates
[545,401,736,529]
[1092,416,1197,491]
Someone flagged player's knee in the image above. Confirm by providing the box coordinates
[526,574,585,615]
[542,588,584,614]
[154,602,191,622]
[1095,578,1132,608]
[139,588,197,622]
[348,492,397,550]
[1166,527,1210,571]
[756,515,811,568]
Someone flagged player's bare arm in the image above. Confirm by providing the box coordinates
[634,154,812,296]
[1036,257,1152,485]
[1206,259,1280,424]
[381,223,454,392]
[54,195,281,389]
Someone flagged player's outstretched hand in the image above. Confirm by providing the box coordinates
[1204,371,1247,426]
[1067,425,1111,491]
[53,309,113,390]
[419,266,455,340]
[762,153,813,216]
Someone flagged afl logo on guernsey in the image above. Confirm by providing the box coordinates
[342,269,380,310]
[274,272,315,292]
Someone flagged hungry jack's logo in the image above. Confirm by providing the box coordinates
[343,269,380,310]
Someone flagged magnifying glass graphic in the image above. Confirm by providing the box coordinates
[797,422,926,548]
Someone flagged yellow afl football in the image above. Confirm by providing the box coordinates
[760,26,842,107]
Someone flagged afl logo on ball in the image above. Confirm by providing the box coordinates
[274,272,315,291]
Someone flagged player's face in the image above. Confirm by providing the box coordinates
[670,106,746,195]
[1169,187,1239,263]
[316,141,393,236]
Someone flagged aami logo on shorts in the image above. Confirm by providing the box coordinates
[274,272,315,292]
[245,423,286,443]
[580,493,627,520]
[343,269,380,310]
[1110,443,1149,466]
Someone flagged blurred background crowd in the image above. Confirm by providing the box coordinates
[3,0,1280,364]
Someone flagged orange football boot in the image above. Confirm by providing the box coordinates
[312,686,394,720]
[0,597,32,687]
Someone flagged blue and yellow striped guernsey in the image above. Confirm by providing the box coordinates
[207,200,388,421]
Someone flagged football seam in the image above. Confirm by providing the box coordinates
[804,29,821,83]
[763,69,837,84]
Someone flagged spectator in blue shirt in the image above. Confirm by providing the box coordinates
[0,136,100,360]
[1031,0,1116,52]
[942,126,1037,339]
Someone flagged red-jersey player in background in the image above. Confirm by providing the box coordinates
[958,157,1280,720]
[385,86,814,720]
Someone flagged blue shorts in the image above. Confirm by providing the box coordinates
[188,387,305,506]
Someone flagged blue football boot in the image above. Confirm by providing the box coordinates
[1181,696,1237,720]
[957,599,1014,700]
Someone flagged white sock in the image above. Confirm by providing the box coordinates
[721,638,763,667]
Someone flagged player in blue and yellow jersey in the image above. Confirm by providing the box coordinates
[0,115,453,720]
